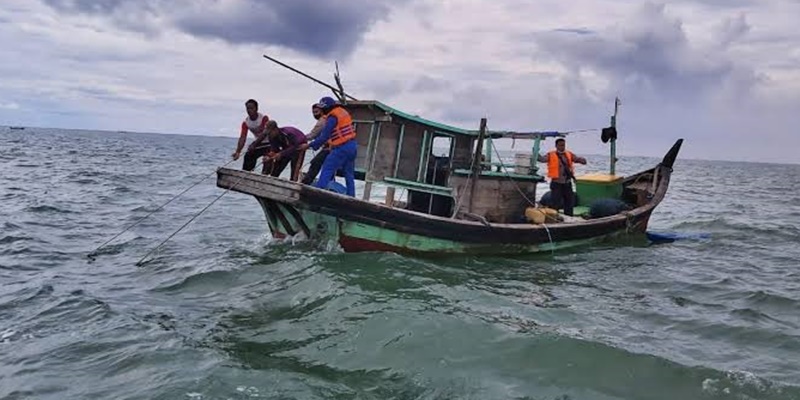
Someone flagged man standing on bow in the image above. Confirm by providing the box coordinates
[538,138,587,216]
[263,120,307,181]
[232,99,271,172]
[301,103,330,185]
[298,97,357,197]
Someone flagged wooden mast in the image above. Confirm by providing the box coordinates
[467,118,488,214]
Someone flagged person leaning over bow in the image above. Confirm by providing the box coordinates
[537,138,587,216]
[262,120,307,181]
[297,96,357,197]
[231,99,271,172]
[301,103,330,185]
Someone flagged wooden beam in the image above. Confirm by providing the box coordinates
[467,118,488,214]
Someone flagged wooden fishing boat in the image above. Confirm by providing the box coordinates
[217,97,683,255]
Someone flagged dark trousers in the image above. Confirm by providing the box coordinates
[302,148,330,185]
[242,143,271,172]
[550,181,576,216]
[264,151,303,180]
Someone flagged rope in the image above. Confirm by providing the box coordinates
[135,160,262,266]
[491,144,538,207]
[489,145,557,255]
[563,128,601,134]
[87,158,238,259]
[542,222,555,256]
[450,140,480,218]
[137,146,314,266]
[506,127,602,141]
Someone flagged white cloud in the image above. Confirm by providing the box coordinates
[0,0,798,163]
[0,101,20,110]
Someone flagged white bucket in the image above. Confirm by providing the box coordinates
[514,153,532,175]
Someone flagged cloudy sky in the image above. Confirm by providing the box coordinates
[1,0,798,163]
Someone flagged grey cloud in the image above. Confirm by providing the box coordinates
[553,28,594,36]
[676,0,757,8]
[409,75,452,93]
[40,0,406,58]
[716,13,750,47]
[531,3,759,102]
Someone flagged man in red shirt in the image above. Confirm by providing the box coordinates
[231,99,270,172]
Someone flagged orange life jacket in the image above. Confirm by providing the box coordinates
[547,151,574,179]
[326,107,356,147]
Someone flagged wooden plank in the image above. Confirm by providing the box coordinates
[396,123,424,181]
[368,122,400,181]
[385,187,396,207]
[383,177,453,197]
[300,187,639,245]
[282,204,311,237]
[393,123,405,177]
[467,118,488,214]
[363,181,372,201]
[264,200,297,236]
[217,168,302,191]
[417,130,428,182]
[218,175,300,204]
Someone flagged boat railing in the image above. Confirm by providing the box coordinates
[382,177,454,198]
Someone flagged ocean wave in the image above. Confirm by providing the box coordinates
[23,205,76,214]
[0,235,34,245]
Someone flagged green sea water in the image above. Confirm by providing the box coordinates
[2,127,799,399]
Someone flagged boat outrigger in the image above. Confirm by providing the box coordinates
[216,58,683,255]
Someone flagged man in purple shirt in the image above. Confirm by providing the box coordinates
[263,120,308,181]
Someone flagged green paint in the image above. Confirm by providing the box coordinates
[451,169,544,182]
[339,220,617,254]
[342,221,469,252]
[383,177,454,197]
[371,101,472,136]
[575,178,623,206]
[264,203,640,255]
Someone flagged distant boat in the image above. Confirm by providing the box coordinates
[9,126,25,130]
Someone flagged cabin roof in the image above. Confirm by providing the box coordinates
[347,100,474,136]
[346,100,579,140]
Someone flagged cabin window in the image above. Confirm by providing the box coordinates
[431,136,453,158]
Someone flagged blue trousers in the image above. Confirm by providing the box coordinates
[315,140,357,196]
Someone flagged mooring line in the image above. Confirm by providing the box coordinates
[135,161,262,267]
[87,158,238,260]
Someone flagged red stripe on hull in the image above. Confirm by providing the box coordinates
[338,235,409,253]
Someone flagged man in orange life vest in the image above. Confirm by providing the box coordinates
[231,99,271,172]
[537,138,587,216]
[298,97,357,196]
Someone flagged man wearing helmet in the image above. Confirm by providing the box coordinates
[298,97,357,197]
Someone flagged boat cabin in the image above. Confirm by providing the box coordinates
[341,100,623,224]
